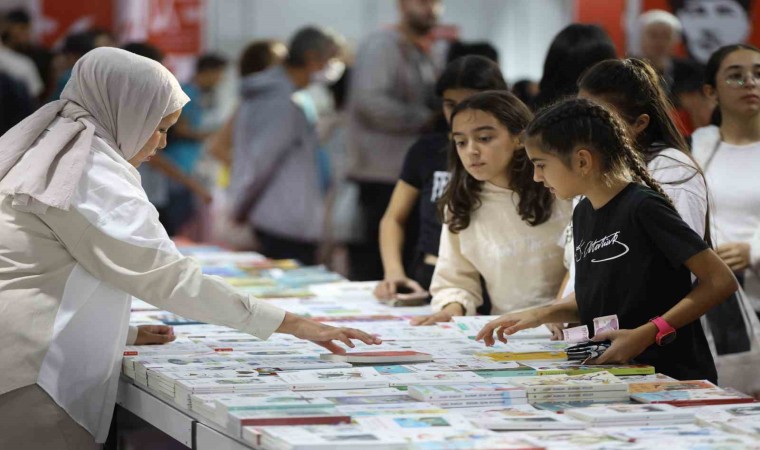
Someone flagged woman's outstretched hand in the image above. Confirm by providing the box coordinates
[277,313,382,354]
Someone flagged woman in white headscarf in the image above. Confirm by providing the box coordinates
[0,47,380,449]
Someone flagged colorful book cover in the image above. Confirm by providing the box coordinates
[564,403,694,424]
[533,400,635,413]
[382,371,485,387]
[320,351,432,364]
[628,379,717,394]
[408,384,526,401]
[524,362,655,376]
[463,405,586,430]
[228,408,350,437]
[631,388,756,406]
[510,371,629,393]
[259,425,407,449]
[277,367,390,391]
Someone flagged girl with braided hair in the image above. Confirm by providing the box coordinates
[552,58,711,307]
[476,97,737,382]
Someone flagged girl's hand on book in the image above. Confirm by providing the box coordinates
[476,309,544,346]
[588,324,657,364]
[716,242,751,272]
[410,302,464,326]
[546,323,565,341]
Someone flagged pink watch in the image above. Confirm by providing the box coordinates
[649,316,677,346]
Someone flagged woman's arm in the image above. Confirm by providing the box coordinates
[375,180,424,299]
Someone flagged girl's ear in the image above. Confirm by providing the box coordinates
[632,114,650,137]
[575,148,593,176]
[703,84,718,103]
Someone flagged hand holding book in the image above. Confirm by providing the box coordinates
[586,324,657,365]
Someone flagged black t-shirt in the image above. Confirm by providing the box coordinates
[399,132,450,257]
[573,183,716,382]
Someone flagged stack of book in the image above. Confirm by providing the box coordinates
[462,405,586,430]
[214,391,335,425]
[693,403,760,436]
[523,361,655,376]
[227,407,351,438]
[147,368,259,398]
[277,367,390,391]
[628,380,757,406]
[508,371,630,404]
[382,370,486,388]
[251,424,408,449]
[173,376,288,408]
[564,403,695,427]
[408,383,527,408]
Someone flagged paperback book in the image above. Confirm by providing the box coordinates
[564,403,695,426]
[227,408,350,437]
[381,371,485,387]
[256,424,407,450]
[277,367,390,391]
[320,351,432,364]
[508,371,629,394]
[462,405,586,430]
[523,361,655,376]
[631,387,757,407]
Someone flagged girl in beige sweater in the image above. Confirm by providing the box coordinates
[412,91,569,325]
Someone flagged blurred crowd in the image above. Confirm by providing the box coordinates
[0,2,744,278]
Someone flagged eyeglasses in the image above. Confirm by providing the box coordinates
[725,72,760,87]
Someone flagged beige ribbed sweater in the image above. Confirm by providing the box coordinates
[431,182,570,315]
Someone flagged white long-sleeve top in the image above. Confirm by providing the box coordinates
[430,182,570,316]
[0,136,286,439]
[692,125,760,311]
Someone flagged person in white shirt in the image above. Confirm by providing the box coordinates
[411,91,569,325]
[0,47,379,449]
[692,44,760,314]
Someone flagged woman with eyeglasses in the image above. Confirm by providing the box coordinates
[692,44,760,319]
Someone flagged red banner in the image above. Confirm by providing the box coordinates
[38,0,113,48]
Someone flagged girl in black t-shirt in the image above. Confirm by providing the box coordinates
[374,56,507,302]
[476,98,738,381]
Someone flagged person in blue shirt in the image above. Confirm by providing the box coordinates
[160,54,227,235]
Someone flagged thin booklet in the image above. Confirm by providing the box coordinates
[277,367,390,391]
[320,351,432,364]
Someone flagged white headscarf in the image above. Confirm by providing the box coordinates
[0,47,190,213]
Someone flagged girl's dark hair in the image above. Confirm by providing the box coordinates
[534,24,618,110]
[440,91,554,233]
[435,55,508,97]
[526,98,673,207]
[578,58,713,245]
[705,44,760,126]
[425,55,508,133]
[578,58,688,156]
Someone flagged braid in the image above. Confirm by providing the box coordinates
[585,101,676,209]
[528,97,676,209]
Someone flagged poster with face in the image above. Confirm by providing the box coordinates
[670,0,752,63]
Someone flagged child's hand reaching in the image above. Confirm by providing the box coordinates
[475,309,545,346]
[587,324,657,364]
